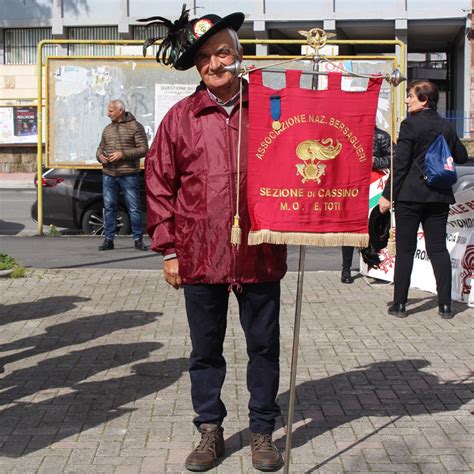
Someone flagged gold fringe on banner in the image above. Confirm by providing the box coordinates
[248,231,369,247]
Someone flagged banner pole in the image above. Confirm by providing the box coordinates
[283,244,306,473]
[284,55,320,473]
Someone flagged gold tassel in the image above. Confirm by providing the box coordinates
[387,228,396,256]
[231,215,241,246]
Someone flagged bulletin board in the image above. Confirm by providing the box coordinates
[46,56,395,168]
[46,57,199,168]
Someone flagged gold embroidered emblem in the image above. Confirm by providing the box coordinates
[193,19,213,38]
[295,138,342,183]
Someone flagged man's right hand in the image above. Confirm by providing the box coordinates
[98,154,109,164]
[163,258,182,289]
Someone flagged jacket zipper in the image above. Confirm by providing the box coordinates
[225,114,238,284]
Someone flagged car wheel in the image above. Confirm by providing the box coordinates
[81,204,131,235]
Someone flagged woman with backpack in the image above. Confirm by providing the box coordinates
[378,80,468,319]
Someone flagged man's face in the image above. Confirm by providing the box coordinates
[195,29,242,97]
[107,103,123,122]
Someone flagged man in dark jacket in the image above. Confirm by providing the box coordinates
[96,99,148,251]
[144,10,287,472]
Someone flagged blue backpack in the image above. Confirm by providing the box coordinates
[417,133,457,189]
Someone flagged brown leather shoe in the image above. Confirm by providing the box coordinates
[184,423,224,472]
[251,432,283,472]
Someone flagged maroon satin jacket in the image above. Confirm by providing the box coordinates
[145,82,287,284]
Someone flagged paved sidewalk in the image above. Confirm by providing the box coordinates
[0,268,473,473]
[0,173,36,189]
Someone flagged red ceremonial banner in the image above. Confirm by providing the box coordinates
[247,69,382,246]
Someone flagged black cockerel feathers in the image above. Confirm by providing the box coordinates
[138,4,194,67]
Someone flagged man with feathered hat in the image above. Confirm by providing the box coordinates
[142,5,287,472]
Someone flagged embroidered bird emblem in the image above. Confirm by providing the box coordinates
[295,138,342,183]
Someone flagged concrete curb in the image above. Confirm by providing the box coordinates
[0,183,35,189]
[0,173,36,189]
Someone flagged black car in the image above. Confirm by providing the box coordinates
[31,168,147,235]
[31,163,473,235]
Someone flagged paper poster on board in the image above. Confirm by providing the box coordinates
[0,106,38,144]
[154,83,197,134]
[0,108,14,144]
[14,107,37,137]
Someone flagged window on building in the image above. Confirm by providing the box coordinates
[4,28,56,64]
[67,26,119,56]
[133,25,167,58]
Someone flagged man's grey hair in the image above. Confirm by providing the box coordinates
[109,99,125,111]
[224,27,242,53]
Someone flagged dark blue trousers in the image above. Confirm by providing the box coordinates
[183,281,281,434]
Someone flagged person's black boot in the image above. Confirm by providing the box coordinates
[134,238,148,251]
[387,303,407,318]
[438,304,454,319]
[341,268,354,284]
[98,239,114,251]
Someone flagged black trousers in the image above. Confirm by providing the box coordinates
[183,281,281,434]
[394,201,451,305]
[342,246,355,270]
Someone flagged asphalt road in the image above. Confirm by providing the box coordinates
[0,189,38,235]
[0,235,347,271]
[0,189,350,271]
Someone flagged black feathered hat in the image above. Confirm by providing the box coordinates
[139,4,244,71]
[359,206,391,269]
[368,206,391,251]
[359,245,382,270]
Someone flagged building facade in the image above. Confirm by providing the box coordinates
[0,0,471,135]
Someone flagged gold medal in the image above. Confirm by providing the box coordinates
[272,120,281,131]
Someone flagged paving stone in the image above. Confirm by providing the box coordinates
[0,268,472,472]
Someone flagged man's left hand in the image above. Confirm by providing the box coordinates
[108,151,124,162]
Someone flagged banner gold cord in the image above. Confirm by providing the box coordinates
[230,76,244,246]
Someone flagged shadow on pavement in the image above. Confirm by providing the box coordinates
[226,359,473,466]
[392,296,471,318]
[51,252,159,269]
[0,346,187,457]
[0,296,90,325]
[0,310,162,373]
[0,220,25,236]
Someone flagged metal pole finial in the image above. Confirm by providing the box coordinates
[386,68,407,87]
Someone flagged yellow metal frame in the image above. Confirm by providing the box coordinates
[36,38,406,235]
[44,53,399,171]
[45,56,164,170]
[0,103,36,107]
